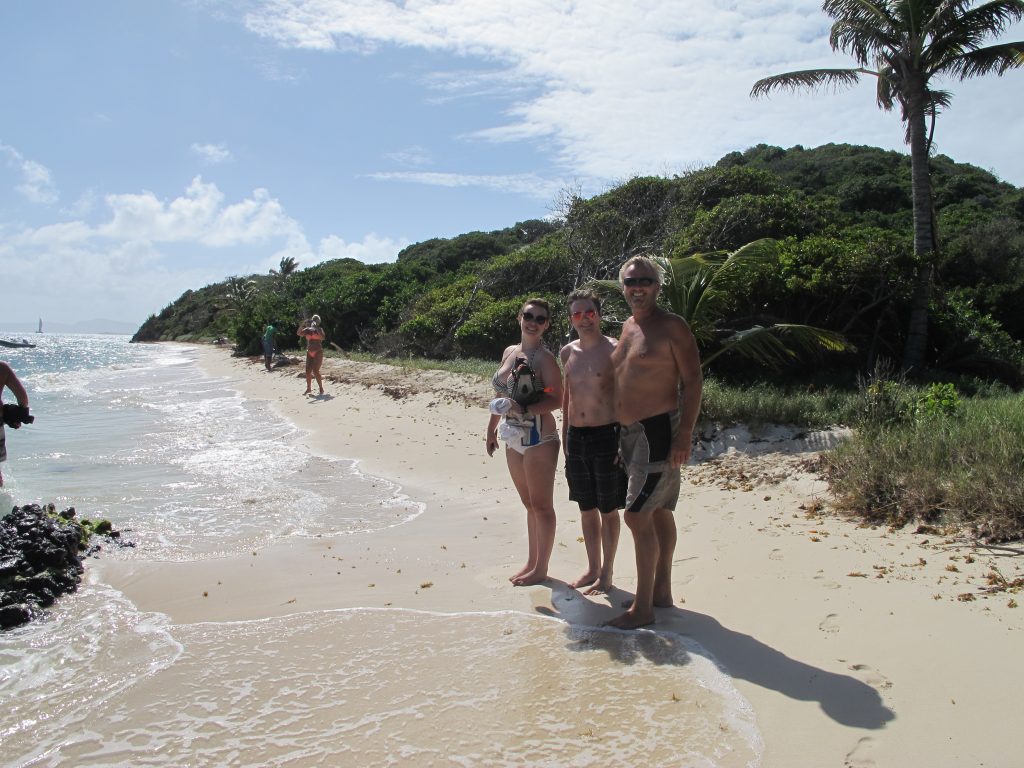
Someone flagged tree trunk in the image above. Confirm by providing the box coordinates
[902,84,936,372]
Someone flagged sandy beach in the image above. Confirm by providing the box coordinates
[94,347,1024,767]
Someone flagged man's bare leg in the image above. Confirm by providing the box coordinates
[570,508,601,589]
[606,511,657,629]
[652,506,676,607]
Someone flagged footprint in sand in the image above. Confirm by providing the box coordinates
[818,613,840,633]
[849,663,893,690]
[769,548,783,561]
[813,573,842,589]
[844,735,878,767]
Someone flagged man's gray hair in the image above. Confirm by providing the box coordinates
[618,254,666,285]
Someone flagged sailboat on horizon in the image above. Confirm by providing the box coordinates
[36,318,43,334]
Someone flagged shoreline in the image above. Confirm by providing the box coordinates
[97,345,1024,767]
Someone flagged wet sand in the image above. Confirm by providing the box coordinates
[96,347,1024,767]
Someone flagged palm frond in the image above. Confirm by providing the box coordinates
[702,326,797,369]
[875,64,899,109]
[830,19,901,62]
[656,240,780,344]
[702,324,854,370]
[941,41,1024,77]
[929,88,953,110]
[750,68,866,98]
[922,2,1023,69]
[823,0,894,27]
[659,267,719,343]
[951,1,1024,42]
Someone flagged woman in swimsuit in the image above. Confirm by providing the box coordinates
[297,315,326,395]
[486,299,563,586]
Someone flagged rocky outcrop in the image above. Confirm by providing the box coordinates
[0,504,123,630]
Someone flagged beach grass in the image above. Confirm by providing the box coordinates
[825,394,1024,540]
[700,378,860,428]
[339,351,496,379]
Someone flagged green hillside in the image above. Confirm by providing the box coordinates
[133,143,1024,386]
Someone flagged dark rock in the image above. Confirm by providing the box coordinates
[0,503,120,630]
[0,603,32,629]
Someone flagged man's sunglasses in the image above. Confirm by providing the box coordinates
[522,311,548,324]
[571,309,597,321]
[623,277,656,287]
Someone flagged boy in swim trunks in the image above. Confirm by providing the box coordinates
[560,289,623,594]
[608,254,702,629]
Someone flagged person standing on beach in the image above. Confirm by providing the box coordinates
[560,289,623,594]
[262,323,276,371]
[0,361,30,488]
[486,299,563,586]
[609,255,702,629]
[297,315,326,395]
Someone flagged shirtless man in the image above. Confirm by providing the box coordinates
[608,255,702,629]
[560,289,623,594]
[0,361,30,488]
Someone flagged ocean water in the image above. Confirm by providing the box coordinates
[0,335,763,767]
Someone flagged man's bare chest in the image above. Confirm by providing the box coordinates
[614,329,664,364]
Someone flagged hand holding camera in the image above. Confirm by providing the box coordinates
[2,403,34,429]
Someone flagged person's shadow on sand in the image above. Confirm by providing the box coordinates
[537,581,894,730]
[306,393,334,403]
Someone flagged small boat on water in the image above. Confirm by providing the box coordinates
[0,338,36,349]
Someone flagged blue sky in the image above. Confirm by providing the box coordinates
[2,0,1022,327]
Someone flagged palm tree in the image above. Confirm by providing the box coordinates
[223,276,258,313]
[269,256,300,283]
[750,0,1024,371]
[589,239,852,370]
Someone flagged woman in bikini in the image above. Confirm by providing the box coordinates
[486,299,563,586]
[297,315,326,395]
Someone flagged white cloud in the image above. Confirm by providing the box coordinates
[63,188,98,219]
[1,177,318,324]
[367,171,565,200]
[1,142,59,204]
[244,0,1024,184]
[383,145,434,168]
[316,232,410,264]
[254,57,304,81]
[0,174,414,323]
[98,176,302,246]
[191,142,234,164]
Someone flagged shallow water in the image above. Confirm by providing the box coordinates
[7,610,761,767]
[1,335,421,558]
[1,336,763,766]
